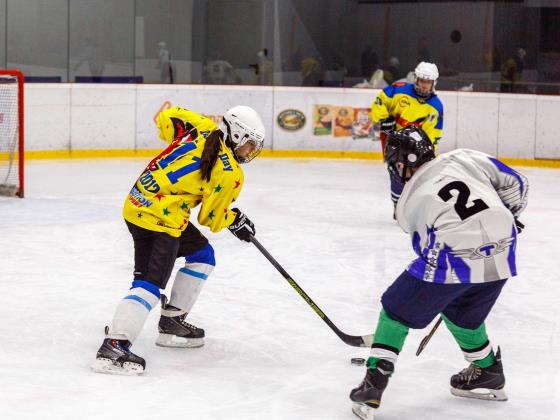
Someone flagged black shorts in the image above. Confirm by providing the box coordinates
[126,220,209,289]
[381,270,507,330]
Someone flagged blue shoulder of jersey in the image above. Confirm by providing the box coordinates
[384,82,414,98]
[426,95,444,116]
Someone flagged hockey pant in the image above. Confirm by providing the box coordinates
[367,271,507,370]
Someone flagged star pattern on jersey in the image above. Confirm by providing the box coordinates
[137,213,142,218]
[199,187,204,192]
[214,184,223,193]
[208,210,215,220]
[234,180,241,189]
[163,208,171,216]
[155,193,164,201]
[180,202,189,210]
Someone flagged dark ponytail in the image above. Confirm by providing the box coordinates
[200,130,223,182]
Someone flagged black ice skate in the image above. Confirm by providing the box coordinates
[349,359,394,420]
[92,336,145,376]
[155,295,205,348]
[450,347,507,401]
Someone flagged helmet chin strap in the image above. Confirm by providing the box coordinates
[397,164,415,184]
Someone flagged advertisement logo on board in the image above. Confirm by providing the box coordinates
[333,106,354,137]
[277,109,306,131]
[352,108,373,140]
[313,105,332,135]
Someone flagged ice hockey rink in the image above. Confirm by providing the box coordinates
[1,157,559,420]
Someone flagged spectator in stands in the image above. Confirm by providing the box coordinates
[254,48,273,85]
[301,57,324,86]
[202,55,240,85]
[383,57,402,85]
[156,41,174,84]
[73,37,105,78]
[417,36,431,63]
[361,45,379,79]
[500,48,526,93]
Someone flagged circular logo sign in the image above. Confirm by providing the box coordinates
[277,109,306,131]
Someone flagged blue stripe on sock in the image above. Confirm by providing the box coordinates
[124,294,153,311]
[179,266,209,280]
[131,280,160,298]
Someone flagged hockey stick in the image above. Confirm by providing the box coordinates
[250,235,374,348]
[416,316,443,356]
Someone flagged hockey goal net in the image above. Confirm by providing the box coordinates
[0,70,24,197]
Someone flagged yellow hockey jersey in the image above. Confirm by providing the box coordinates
[156,106,218,144]
[371,82,444,148]
[123,134,244,237]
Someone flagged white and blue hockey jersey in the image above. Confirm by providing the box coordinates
[396,149,529,284]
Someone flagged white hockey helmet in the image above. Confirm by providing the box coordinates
[414,62,439,98]
[219,105,265,163]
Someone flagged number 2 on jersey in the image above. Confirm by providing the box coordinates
[438,181,489,220]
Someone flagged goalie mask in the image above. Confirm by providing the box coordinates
[219,106,265,164]
[414,62,439,99]
[384,126,435,183]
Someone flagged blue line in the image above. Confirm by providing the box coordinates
[124,294,153,311]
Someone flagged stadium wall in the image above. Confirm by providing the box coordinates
[24,84,560,164]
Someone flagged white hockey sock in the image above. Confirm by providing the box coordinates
[369,347,399,365]
[109,286,159,343]
[463,341,493,363]
[167,262,214,316]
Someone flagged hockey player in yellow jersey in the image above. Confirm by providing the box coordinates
[371,62,444,215]
[93,105,265,375]
[156,106,218,145]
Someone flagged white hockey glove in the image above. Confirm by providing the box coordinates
[496,179,529,217]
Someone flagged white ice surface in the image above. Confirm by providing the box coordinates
[1,158,559,420]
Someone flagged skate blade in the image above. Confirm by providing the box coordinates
[91,358,144,376]
[451,386,508,401]
[155,333,204,348]
[352,403,375,420]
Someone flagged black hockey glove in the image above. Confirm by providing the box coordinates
[228,208,255,242]
[515,218,525,234]
[379,118,396,133]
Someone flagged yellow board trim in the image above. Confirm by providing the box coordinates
[3,149,559,168]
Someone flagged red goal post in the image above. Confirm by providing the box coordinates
[0,69,24,198]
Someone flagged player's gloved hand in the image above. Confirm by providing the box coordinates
[379,118,396,133]
[228,208,255,242]
[515,218,525,234]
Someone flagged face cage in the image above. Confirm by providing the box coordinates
[234,136,264,164]
[414,78,435,99]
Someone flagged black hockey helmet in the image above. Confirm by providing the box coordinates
[384,125,435,183]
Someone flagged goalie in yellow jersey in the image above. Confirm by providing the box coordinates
[371,62,444,217]
[93,105,265,375]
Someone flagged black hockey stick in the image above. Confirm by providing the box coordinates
[250,235,374,348]
[416,316,443,356]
